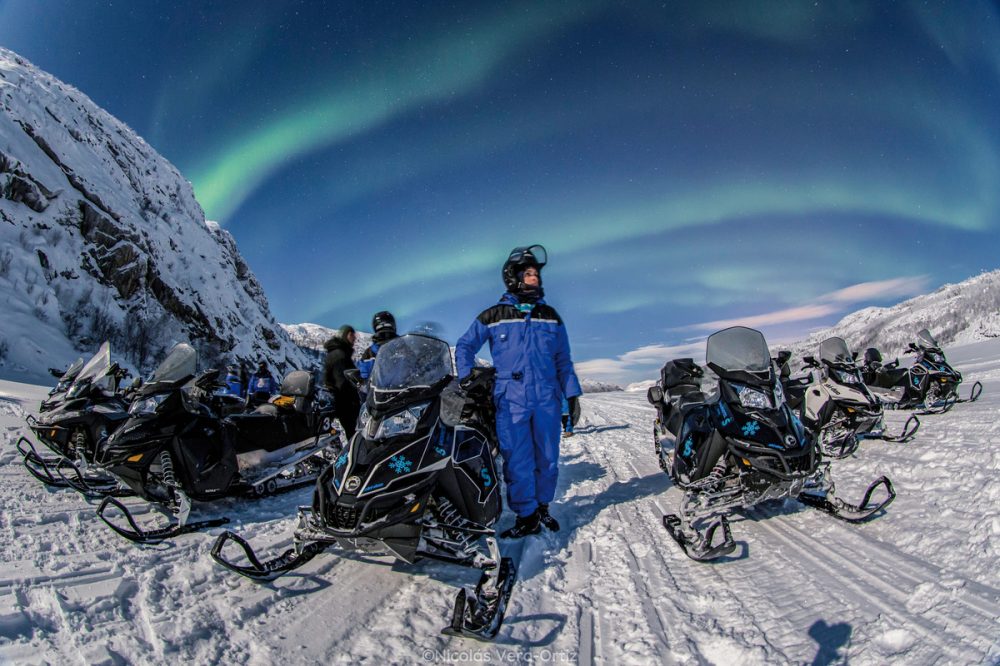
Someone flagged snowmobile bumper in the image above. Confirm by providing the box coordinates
[97,495,228,544]
[798,475,895,522]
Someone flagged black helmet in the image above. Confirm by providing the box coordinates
[502,244,547,294]
[372,311,397,343]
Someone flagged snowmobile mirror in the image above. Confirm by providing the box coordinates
[647,385,664,405]
[48,367,65,378]
[852,351,859,361]
[802,355,818,367]
[344,369,363,388]
[775,351,791,365]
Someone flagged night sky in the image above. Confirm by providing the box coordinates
[2,1,998,383]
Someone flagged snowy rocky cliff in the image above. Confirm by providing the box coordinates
[0,48,309,382]
[781,269,1000,366]
[280,322,372,363]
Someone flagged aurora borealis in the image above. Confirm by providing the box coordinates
[2,1,998,383]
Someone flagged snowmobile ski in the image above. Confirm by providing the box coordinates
[441,538,517,641]
[797,475,895,522]
[954,381,983,404]
[210,529,330,581]
[663,513,736,562]
[97,495,228,544]
[861,415,920,443]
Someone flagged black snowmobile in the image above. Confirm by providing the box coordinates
[18,342,134,496]
[211,334,515,641]
[781,337,918,459]
[647,326,895,562]
[861,328,982,414]
[95,343,338,543]
[39,356,85,413]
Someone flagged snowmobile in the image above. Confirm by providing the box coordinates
[782,337,919,458]
[95,343,338,543]
[211,334,515,641]
[861,328,982,414]
[647,326,895,562]
[39,356,84,413]
[18,342,135,497]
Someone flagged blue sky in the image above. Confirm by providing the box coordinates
[2,0,999,383]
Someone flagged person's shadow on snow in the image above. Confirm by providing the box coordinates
[809,619,852,665]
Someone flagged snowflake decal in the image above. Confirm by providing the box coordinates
[388,454,413,474]
[434,446,448,458]
[742,420,760,437]
[335,452,348,469]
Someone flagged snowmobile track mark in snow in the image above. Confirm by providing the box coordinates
[757,518,981,661]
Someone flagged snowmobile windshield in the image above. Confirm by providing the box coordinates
[370,334,454,391]
[147,343,197,385]
[706,327,771,374]
[71,342,111,388]
[916,329,938,348]
[819,337,853,366]
[62,357,85,381]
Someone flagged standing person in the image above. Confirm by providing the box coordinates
[357,311,399,381]
[323,325,362,439]
[455,245,582,538]
[246,361,278,406]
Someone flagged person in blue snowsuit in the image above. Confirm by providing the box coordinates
[455,245,582,538]
[246,361,279,406]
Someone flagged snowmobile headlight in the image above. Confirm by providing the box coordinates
[128,393,168,416]
[833,369,860,385]
[736,385,772,409]
[929,352,945,364]
[373,402,430,440]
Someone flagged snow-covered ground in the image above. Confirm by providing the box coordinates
[1,340,998,664]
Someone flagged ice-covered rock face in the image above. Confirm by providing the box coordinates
[0,48,310,382]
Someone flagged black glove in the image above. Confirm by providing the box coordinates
[567,396,580,424]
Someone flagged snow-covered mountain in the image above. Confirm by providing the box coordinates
[580,378,624,393]
[280,322,372,363]
[780,269,1000,367]
[0,48,310,382]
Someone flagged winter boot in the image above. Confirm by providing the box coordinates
[500,509,542,539]
[538,503,560,532]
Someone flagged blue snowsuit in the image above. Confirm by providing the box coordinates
[456,293,582,518]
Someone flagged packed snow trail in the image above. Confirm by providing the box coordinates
[2,339,999,664]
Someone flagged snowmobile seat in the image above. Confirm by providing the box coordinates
[661,359,704,392]
[874,366,910,389]
[279,370,314,414]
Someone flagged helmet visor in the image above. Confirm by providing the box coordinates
[507,244,547,268]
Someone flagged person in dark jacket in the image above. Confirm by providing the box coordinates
[455,245,582,539]
[357,311,399,380]
[323,324,361,439]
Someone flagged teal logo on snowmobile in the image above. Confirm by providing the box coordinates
[741,420,760,437]
[682,436,694,457]
[480,467,492,487]
[388,454,413,474]
[717,402,733,426]
[335,452,348,469]
[435,446,448,458]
